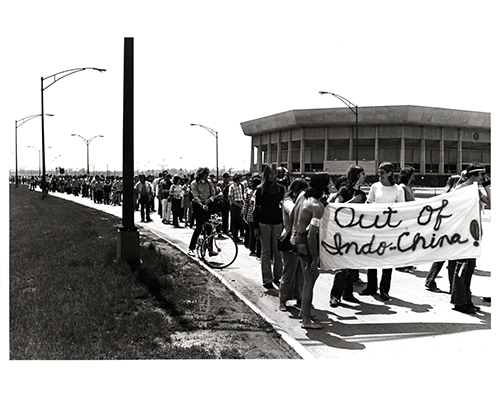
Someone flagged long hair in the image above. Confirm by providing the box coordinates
[444,174,460,193]
[258,164,280,195]
[379,162,396,185]
[195,167,210,182]
[399,166,415,185]
[284,177,308,203]
[304,172,331,199]
[346,165,365,189]
[459,163,485,184]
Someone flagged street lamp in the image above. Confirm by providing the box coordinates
[27,145,50,175]
[15,113,54,187]
[71,134,104,175]
[190,123,219,181]
[41,67,106,199]
[319,91,359,165]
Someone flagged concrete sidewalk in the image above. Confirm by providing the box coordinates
[44,189,493,361]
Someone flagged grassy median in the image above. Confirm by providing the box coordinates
[9,185,266,359]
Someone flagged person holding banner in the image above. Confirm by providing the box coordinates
[329,165,366,307]
[424,174,461,292]
[396,166,417,272]
[290,172,332,329]
[360,162,405,300]
[450,164,491,314]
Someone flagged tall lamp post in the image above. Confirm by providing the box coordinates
[15,113,54,187]
[71,134,104,175]
[319,91,359,165]
[27,145,50,175]
[41,67,106,199]
[190,123,219,181]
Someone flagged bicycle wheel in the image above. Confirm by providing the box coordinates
[201,233,238,269]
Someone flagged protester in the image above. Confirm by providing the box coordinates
[396,166,416,272]
[360,162,405,300]
[329,165,367,307]
[228,173,245,243]
[289,172,331,329]
[218,172,231,233]
[242,175,261,257]
[450,164,491,313]
[187,167,215,256]
[254,164,286,289]
[278,177,308,312]
[134,174,153,222]
[424,174,461,292]
[169,175,184,228]
[182,174,194,227]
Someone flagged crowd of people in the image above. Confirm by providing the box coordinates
[17,161,491,328]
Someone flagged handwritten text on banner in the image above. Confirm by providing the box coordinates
[319,183,481,270]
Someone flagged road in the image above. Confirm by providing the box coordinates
[43,188,493,363]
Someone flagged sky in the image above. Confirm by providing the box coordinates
[2,0,498,178]
[1,0,498,393]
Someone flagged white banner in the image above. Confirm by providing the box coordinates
[319,183,481,270]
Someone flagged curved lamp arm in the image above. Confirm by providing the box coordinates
[43,67,106,91]
[319,91,358,115]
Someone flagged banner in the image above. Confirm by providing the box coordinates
[319,183,481,270]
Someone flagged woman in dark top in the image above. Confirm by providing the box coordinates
[254,164,286,289]
[329,165,366,307]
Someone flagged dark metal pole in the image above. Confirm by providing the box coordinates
[117,37,140,264]
[15,121,18,187]
[122,37,135,231]
[216,131,219,181]
[41,78,47,199]
[87,142,90,175]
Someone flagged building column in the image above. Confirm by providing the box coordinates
[349,126,354,161]
[457,128,463,172]
[324,127,329,168]
[300,128,305,174]
[250,136,255,172]
[268,133,272,166]
[439,127,445,174]
[277,131,282,166]
[257,134,262,172]
[420,126,426,175]
[288,130,292,171]
[400,125,406,170]
[374,126,379,174]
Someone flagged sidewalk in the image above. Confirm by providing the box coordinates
[44,189,493,362]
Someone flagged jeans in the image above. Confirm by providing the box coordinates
[171,198,182,226]
[258,222,283,285]
[230,204,243,240]
[451,259,476,306]
[425,260,456,291]
[279,250,303,304]
[138,194,151,221]
[188,203,213,251]
[330,269,355,300]
[366,269,393,293]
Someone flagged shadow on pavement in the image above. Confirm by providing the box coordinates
[298,309,491,350]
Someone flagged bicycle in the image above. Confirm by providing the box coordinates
[196,212,238,269]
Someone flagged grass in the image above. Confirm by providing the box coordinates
[9,185,250,359]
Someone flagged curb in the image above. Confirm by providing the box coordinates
[145,226,315,360]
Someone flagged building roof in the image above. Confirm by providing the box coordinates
[240,105,490,136]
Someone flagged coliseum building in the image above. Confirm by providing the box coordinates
[240,105,490,181]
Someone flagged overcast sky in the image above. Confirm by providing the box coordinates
[2,0,497,177]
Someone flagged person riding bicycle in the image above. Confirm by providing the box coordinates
[187,167,216,256]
